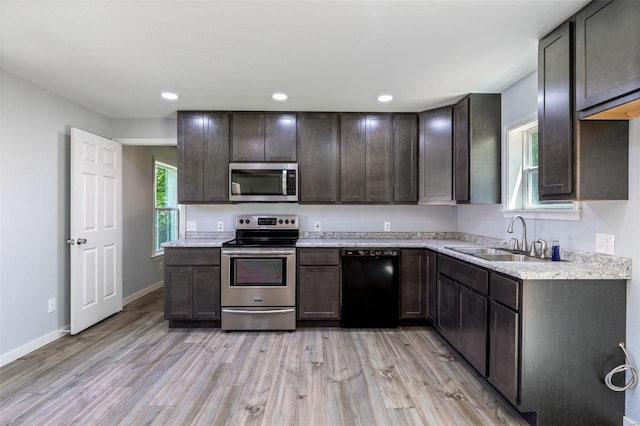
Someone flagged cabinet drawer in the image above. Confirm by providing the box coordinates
[298,248,340,265]
[490,274,520,311]
[164,248,220,266]
[438,255,488,295]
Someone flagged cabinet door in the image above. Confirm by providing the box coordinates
[453,98,470,202]
[192,266,221,319]
[575,0,640,112]
[265,113,297,162]
[459,286,488,375]
[164,266,193,319]
[177,112,205,202]
[298,113,339,202]
[419,107,453,203]
[340,114,367,202]
[366,115,392,202]
[489,301,519,404]
[400,249,427,319]
[203,113,230,202]
[231,113,265,161]
[425,250,437,323]
[393,114,418,203]
[538,22,574,199]
[436,275,459,346]
[298,266,340,319]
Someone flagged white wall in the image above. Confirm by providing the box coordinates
[0,70,111,359]
[122,145,177,298]
[186,204,457,233]
[457,71,640,420]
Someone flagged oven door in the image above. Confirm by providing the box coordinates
[221,247,296,307]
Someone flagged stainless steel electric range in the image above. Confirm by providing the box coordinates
[221,215,298,331]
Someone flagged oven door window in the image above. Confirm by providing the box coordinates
[230,170,283,195]
[231,258,287,286]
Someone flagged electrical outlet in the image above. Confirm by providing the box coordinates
[158,261,163,271]
[384,222,391,232]
[595,233,615,255]
[48,298,56,313]
[314,221,322,231]
[186,221,197,232]
[217,221,224,231]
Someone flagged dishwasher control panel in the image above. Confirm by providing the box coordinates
[341,249,399,257]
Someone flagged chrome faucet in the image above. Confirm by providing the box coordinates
[507,215,528,253]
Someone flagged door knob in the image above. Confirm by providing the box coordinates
[67,239,75,245]
[77,238,87,245]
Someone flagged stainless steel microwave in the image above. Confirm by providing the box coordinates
[229,163,298,202]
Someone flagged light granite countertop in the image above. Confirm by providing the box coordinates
[164,232,631,281]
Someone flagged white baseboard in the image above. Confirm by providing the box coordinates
[0,326,70,367]
[624,416,639,426]
[123,280,163,305]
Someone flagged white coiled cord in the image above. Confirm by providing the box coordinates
[605,342,638,392]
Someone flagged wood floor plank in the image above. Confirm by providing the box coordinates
[0,289,530,426]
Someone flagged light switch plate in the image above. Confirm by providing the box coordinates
[595,233,615,255]
[48,298,56,313]
[384,222,391,232]
[186,221,197,232]
[314,221,322,231]
[217,221,224,231]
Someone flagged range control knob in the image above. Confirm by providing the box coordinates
[239,219,244,224]
[279,219,283,224]
[285,219,290,224]
[291,219,296,224]
[246,219,250,224]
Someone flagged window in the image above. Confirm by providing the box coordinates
[504,118,580,220]
[153,160,178,257]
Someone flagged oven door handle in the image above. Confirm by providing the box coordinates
[222,308,295,315]
[222,249,295,256]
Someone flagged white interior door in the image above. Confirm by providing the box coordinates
[70,128,123,335]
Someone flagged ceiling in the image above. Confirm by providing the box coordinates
[1,0,589,118]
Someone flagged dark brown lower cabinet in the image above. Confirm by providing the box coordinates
[489,301,519,404]
[436,253,626,426]
[297,248,340,320]
[399,249,427,319]
[436,275,460,346]
[458,286,487,375]
[164,248,221,321]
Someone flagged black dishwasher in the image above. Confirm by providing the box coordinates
[341,248,399,328]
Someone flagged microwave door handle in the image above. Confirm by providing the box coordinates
[282,170,287,196]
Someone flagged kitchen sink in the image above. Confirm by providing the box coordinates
[474,253,545,262]
[446,246,547,262]
[446,247,513,255]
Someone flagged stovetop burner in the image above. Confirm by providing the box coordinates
[223,214,299,248]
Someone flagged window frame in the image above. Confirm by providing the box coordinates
[152,159,179,258]
[502,114,581,221]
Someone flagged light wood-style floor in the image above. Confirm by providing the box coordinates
[0,290,527,425]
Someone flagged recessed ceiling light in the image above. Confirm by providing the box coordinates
[377,94,393,103]
[161,92,179,100]
[272,93,288,101]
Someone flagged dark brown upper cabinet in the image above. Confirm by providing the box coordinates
[538,21,628,201]
[453,94,501,204]
[340,114,393,203]
[231,113,297,162]
[575,0,640,119]
[419,106,453,204]
[177,111,229,203]
[297,113,339,203]
[393,114,419,203]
